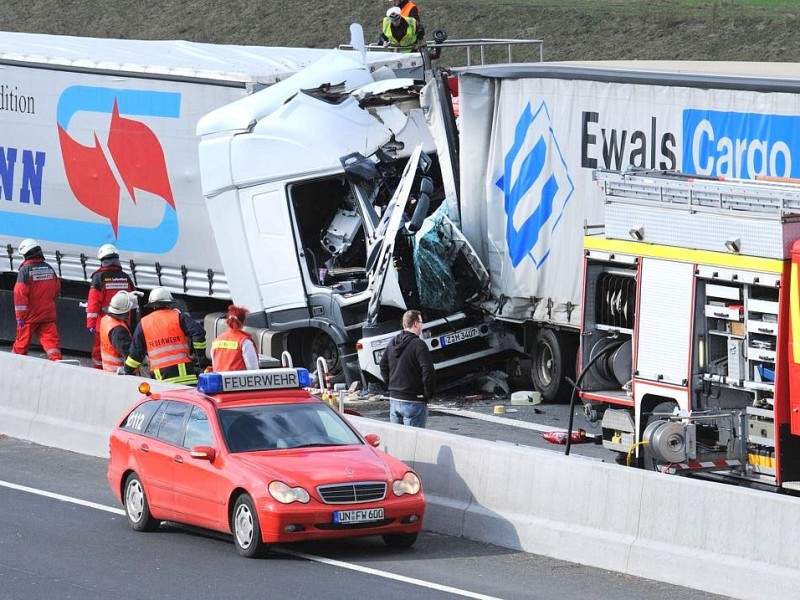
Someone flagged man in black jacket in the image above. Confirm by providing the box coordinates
[379,309,435,427]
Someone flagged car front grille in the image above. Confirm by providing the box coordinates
[317,481,387,504]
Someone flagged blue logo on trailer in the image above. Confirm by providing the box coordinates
[683,109,800,178]
[495,101,574,269]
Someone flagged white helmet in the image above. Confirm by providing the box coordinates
[147,287,173,306]
[108,291,132,316]
[18,238,40,256]
[387,6,401,19]
[97,243,119,260]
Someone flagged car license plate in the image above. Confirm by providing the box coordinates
[333,508,384,524]
[440,326,481,347]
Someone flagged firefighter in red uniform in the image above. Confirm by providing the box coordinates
[13,238,62,361]
[99,291,135,373]
[86,243,135,369]
[123,287,207,385]
[211,305,260,372]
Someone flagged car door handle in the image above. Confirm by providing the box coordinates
[139,443,149,453]
[173,455,184,464]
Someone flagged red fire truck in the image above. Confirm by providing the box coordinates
[580,169,800,492]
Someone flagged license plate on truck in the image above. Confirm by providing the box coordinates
[440,326,480,346]
[333,508,384,524]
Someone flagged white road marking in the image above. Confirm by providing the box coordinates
[275,548,503,599]
[0,479,503,600]
[432,406,598,437]
[0,479,125,515]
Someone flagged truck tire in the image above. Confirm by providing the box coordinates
[530,328,575,403]
[301,329,342,383]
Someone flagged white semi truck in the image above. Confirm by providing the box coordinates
[0,31,419,366]
[203,51,800,396]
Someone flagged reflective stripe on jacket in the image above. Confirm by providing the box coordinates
[211,328,255,372]
[99,314,129,372]
[140,309,192,371]
[382,16,417,50]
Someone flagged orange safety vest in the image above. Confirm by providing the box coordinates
[99,314,130,372]
[212,328,255,372]
[399,0,418,19]
[140,309,192,371]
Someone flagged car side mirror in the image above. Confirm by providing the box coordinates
[189,446,216,461]
[364,433,381,448]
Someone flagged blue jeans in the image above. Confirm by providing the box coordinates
[389,398,428,428]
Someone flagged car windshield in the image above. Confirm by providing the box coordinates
[219,402,363,453]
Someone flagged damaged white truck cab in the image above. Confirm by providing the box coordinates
[196,38,522,385]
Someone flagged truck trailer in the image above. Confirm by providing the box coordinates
[0,31,418,363]
[357,60,800,399]
[581,169,800,492]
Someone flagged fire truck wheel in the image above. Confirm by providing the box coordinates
[530,329,575,402]
[641,401,678,471]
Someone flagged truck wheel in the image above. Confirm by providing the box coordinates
[530,329,574,402]
[302,329,342,382]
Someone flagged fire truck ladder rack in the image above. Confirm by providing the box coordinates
[594,169,800,219]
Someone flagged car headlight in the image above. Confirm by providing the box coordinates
[392,471,421,496]
[268,481,310,504]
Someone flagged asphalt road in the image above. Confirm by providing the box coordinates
[0,437,729,600]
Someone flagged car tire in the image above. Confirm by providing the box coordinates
[232,494,267,558]
[124,473,159,532]
[381,532,419,548]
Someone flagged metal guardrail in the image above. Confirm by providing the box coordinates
[339,37,544,68]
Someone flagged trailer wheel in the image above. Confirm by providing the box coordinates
[301,329,342,382]
[530,329,574,402]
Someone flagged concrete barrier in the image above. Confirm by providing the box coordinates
[1,351,799,599]
[1,353,175,456]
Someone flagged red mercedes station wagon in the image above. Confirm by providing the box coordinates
[107,368,425,557]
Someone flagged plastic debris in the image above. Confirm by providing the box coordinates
[542,429,592,444]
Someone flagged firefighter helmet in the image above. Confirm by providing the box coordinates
[147,287,173,306]
[97,243,119,260]
[108,291,132,316]
[18,238,40,257]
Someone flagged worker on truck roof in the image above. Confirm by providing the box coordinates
[123,287,207,385]
[392,0,425,38]
[379,7,419,52]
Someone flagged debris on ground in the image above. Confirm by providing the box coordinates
[541,429,594,444]
[478,371,509,395]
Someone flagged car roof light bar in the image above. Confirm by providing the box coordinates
[197,368,311,395]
